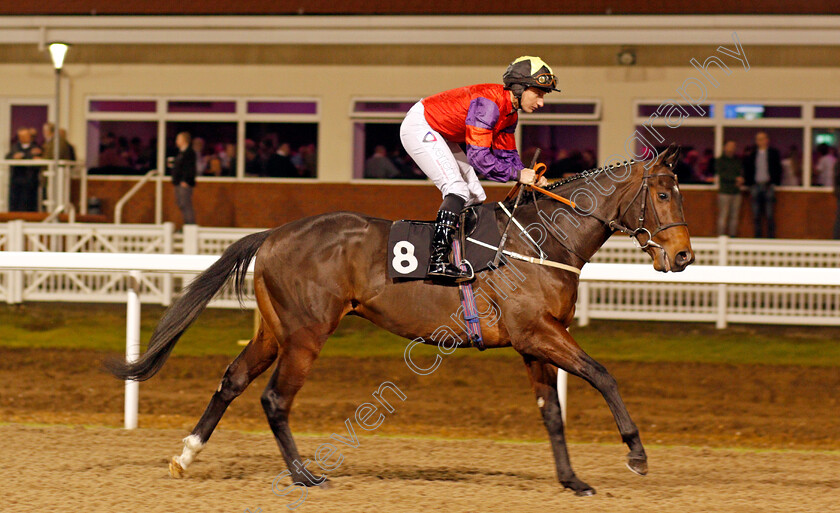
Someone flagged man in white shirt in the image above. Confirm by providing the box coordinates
[814,143,837,187]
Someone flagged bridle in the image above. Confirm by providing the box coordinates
[526,161,688,261]
[606,168,688,251]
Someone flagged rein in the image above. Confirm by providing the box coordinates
[499,160,687,271]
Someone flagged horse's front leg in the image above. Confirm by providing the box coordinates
[514,318,648,476]
[522,354,596,496]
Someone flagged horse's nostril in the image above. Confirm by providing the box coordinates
[675,251,691,266]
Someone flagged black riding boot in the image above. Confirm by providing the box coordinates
[427,209,471,283]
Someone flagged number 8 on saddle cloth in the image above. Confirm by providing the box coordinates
[387,203,505,280]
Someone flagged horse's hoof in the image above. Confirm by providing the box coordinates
[169,457,184,478]
[563,479,596,497]
[627,457,648,476]
[316,479,332,489]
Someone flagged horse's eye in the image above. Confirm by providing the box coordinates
[658,193,668,200]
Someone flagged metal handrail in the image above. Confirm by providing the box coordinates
[0,159,83,217]
[114,169,161,224]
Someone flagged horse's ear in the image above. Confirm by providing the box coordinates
[658,143,681,169]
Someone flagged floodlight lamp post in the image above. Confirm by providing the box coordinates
[48,43,69,214]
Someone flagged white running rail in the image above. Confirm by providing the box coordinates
[2,250,840,430]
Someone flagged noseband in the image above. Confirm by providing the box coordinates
[608,168,687,251]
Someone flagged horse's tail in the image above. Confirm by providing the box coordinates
[105,229,274,382]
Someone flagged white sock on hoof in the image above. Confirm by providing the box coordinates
[175,434,205,469]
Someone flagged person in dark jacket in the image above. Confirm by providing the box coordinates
[171,131,197,225]
[742,131,782,238]
[5,128,42,211]
[715,141,744,237]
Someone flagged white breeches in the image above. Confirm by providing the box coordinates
[399,101,487,206]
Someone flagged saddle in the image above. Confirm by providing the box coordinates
[387,203,504,280]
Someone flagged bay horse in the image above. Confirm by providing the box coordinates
[107,145,694,496]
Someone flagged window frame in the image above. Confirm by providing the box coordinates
[84,95,321,181]
[632,99,840,190]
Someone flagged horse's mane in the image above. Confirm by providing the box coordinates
[507,159,638,207]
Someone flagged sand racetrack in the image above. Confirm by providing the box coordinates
[2,347,839,512]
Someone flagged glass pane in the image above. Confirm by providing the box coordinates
[724,104,801,120]
[814,106,840,119]
[353,101,416,114]
[86,120,158,175]
[165,121,238,177]
[167,101,236,114]
[354,122,422,179]
[10,105,49,147]
[247,101,317,115]
[812,128,839,187]
[538,103,597,115]
[722,127,803,186]
[520,124,599,180]
[89,100,157,113]
[638,103,713,118]
[634,126,716,184]
[244,122,318,178]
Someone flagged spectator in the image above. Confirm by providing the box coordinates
[581,149,597,170]
[5,127,42,211]
[205,156,224,177]
[302,143,317,177]
[274,142,298,177]
[715,141,744,237]
[59,129,76,161]
[743,131,782,238]
[170,132,197,225]
[548,149,583,179]
[814,143,836,187]
[697,148,716,182]
[781,145,801,186]
[244,139,260,176]
[365,145,400,178]
[192,137,207,176]
[38,122,73,161]
[219,143,237,176]
[673,150,695,184]
[834,156,840,239]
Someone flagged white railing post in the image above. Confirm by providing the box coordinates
[161,222,175,306]
[557,367,568,424]
[155,170,164,225]
[577,281,590,327]
[182,223,199,255]
[716,235,728,329]
[125,270,142,429]
[8,220,23,303]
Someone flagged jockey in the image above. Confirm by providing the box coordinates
[400,56,557,282]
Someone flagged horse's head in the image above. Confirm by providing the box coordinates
[622,145,695,272]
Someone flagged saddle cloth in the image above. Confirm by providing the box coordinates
[387,203,504,280]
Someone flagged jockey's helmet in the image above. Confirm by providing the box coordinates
[502,56,561,102]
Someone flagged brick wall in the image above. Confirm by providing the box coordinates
[83,180,839,239]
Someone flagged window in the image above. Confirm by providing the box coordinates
[85,97,319,179]
[520,100,601,180]
[634,125,716,184]
[165,121,237,177]
[350,99,421,180]
[633,100,833,188]
[722,127,804,186]
[87,120,157,175]
[244,122,318,178]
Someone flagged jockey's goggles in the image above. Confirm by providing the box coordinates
[533,73,557,87]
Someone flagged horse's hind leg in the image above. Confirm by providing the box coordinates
[261,330,330,487]
[169,323,278,478]
[522,355,595,496]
